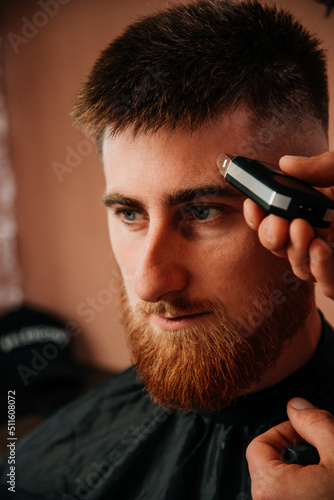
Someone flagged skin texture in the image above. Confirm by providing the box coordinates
[101,110,326,397]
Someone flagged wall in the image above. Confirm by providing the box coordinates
[0,0,333,372]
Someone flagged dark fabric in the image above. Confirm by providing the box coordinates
[1,315,334,500]
[0,304,83,420]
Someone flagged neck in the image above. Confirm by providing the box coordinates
[251,305,322,393]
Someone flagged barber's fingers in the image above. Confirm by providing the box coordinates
[285,219,315,281]
[243,198,266,229]
[279,152,334,187]
[286,398,334,465]
[286,219,334,297]
[244,199,334,295]
[246,399,334,500]
[243,200,288,257]
[246,418,303,499]
[246,419,298,473]
[308,238,334,299]
[247,398,334,469]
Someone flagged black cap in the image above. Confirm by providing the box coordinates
[0,303,83,420]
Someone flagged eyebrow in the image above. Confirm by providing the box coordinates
[101,193,145,210]
[101,183,243,209]
[163,184,243,207]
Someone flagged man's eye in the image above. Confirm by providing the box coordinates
[123,209,137,221]
[118,209,143,222]
[192,206,211,220]
[186,206,222,221]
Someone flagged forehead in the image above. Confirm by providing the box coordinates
[101,110,288,194]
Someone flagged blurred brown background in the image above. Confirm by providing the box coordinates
[0,0,333,373]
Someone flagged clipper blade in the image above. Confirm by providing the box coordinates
[216,153,234,178]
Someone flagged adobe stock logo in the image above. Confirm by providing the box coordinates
[7,0,71,55]
[52,137,95,182]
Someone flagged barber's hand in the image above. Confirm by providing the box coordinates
[243,152,334,299]
[246,397,334,500]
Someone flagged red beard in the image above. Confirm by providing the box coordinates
[122,279,313,411]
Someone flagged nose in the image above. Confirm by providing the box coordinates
[133,222,189,302]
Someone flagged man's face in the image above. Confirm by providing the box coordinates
[102,112,312,410]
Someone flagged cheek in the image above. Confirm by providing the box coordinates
[203,229,283,311]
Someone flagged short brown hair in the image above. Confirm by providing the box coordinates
[73,0,328,142]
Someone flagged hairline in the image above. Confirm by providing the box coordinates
[96,106,329,159]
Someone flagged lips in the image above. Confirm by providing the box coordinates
[150,311,212,331]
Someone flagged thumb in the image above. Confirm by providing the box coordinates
[279,152,334,188]
[287,397,334,464]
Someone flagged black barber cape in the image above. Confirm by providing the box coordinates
[1,316,334,500]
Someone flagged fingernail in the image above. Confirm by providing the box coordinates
[263,220,272,240]
[290,397,316,410]
[282,155,310,160]
[243,200,255,227]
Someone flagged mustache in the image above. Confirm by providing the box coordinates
[132,297,226,318]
